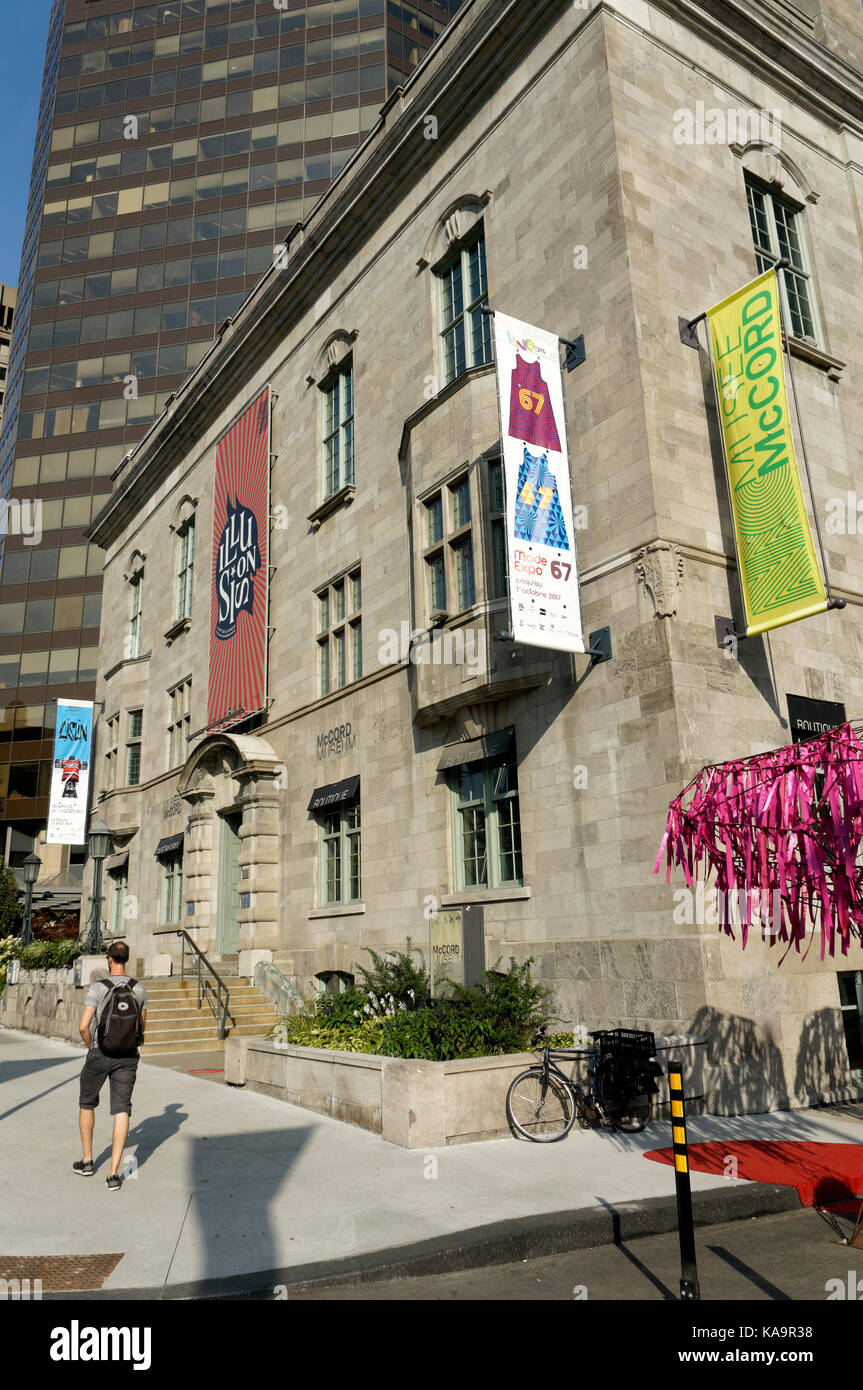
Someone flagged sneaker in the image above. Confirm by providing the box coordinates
[106,1174,122,1192]
[72,1160,95,1177]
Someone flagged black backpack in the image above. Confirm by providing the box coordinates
[96,978,142,1057]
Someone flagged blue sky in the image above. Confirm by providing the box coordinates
[0,4,52,288]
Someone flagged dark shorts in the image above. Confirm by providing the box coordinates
[79,1048,139,1115]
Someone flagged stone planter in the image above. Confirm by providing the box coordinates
[225,1033,707,1147]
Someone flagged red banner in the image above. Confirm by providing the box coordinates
[208,386,270,728]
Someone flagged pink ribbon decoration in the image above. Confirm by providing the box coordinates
[655,723,863,958]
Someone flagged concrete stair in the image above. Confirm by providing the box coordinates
[138,964,279,1056]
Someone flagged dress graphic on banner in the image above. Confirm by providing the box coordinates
[514,447,570,551]
[508,355,562,452]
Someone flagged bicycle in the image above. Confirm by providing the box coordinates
[506,1027,662,1141]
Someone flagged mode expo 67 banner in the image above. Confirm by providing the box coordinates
[208,385,270,728]
[491,312,585,654]
[46,698,94,845]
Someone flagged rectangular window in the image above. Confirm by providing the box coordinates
[437,229,491,386]
[427,551,446,614]
[126,709,143,787]
[426,495,443,546]
[745,176,819,342]
[488,458,508,599]
[176,518,195,620]
[421,473,477,619]
[451,753,522,890]
[453,538,475,614]
[839,971,863,1079]
[160,850,183,925]
[321,360,354,497]
[319,801,361,905]
[317,568,362,694]
[167,679,192,769]
[104,714,119,793]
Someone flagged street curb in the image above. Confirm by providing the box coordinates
[44,1181,801,1301]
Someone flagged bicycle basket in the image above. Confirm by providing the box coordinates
[590,1028,656,1058]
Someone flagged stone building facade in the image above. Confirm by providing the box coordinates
[86,0,863,1112]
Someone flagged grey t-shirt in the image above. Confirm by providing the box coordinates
[85,975,148,1053]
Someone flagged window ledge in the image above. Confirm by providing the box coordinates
[787,335,844,381]
[104,651,152,681]
[308,902,366,918]
[441,887,531,905]
[164,616,191,644]
[308,483,356,528]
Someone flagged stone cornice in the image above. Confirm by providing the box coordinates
[635,0,863,129]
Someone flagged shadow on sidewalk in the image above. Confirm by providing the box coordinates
[94,1102,189,1171]
[0,1055,77,1086]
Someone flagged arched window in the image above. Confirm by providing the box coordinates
[419,194,493,387]
[123,550,145,660]
[170,496,197,622]
[737,145,821,345]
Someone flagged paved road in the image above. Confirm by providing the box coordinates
[287,1207,860,1300]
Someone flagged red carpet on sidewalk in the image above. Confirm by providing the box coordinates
[644,1141,863,1207]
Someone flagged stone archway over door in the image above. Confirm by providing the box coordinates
[177,732,282,958]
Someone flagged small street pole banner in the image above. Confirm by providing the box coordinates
[669,1061,701,1301]
[429,907,464,994]
[490,311,586,654]
[45,698,94,845]
[704,267,829,637]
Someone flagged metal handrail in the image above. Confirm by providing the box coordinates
[166,929,233,1040]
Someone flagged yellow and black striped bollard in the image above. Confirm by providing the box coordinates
[670,1061,700,1301]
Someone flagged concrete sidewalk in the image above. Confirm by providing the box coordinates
[2,1026,862,1298]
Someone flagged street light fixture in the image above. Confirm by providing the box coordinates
[20,852,41,948]
[83,820,112,955]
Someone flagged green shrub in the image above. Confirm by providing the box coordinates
[268,955,554,1061]
[354,947,430,1008]
[15,939,82,972]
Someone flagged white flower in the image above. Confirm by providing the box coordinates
[364,1003,371,1015]
[399,1001,407,1012]
[407,989,415,999]
[353,1010,360,1019]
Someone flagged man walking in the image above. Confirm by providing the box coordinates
[74,941,147,1190]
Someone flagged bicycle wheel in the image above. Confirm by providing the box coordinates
[506,1068,576,1141]
[595,1057,653,1133]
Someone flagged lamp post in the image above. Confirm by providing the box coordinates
[20,852,42,948]
[83,820,112,955]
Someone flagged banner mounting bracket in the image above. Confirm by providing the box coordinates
[585,625,612,666]
[678,314,705,350]
[561,334,585,372]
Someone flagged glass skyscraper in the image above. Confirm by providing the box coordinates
[0,0,462,877]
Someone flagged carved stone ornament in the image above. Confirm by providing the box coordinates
[636,541,684,619]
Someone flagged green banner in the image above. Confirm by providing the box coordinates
[706,268,827,637]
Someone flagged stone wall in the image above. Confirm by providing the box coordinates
[0,970,87,1048]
